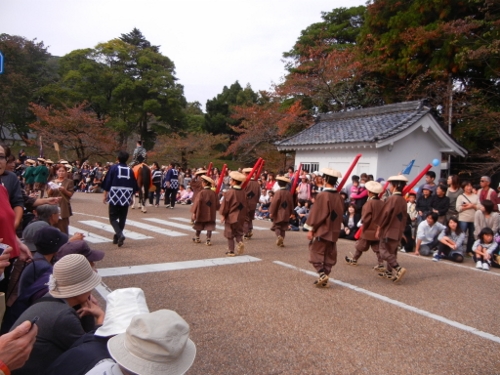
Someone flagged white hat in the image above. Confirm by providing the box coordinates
[95,288,149,337]
[387,175,409,182]
[320,168,342,178]
[194,169,207,176]
[365,181,383,194]
[201,175,214,185]
[242,167,253,173]
[276,176,291,183]
[229,171,246,182]
[108,310,196,375]
[48,254,102,298]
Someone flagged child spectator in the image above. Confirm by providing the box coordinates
[407,192,418,232]
[256,192,273,219]
[472,227,498,270]
[433,216,465,263]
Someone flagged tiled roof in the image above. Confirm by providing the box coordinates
[277,101,430,148]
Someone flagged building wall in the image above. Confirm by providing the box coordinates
[294,118,443,183]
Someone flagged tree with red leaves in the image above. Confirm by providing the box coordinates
[29,102,119,164]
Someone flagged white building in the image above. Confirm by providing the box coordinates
[276,101,467,182]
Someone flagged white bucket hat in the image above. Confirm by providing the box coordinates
[95,288,150,337]
[108,309,196,375]
[48,254,102,299]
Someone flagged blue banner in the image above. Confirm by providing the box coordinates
[0,51,4,74]
[401,159,415,175]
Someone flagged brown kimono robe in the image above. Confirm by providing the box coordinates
[192,187,219,231]
[378,192,407,270]
[243,180,261,234]
[220,186,248,239]
[354,197,385,263]
[269,188,293,237]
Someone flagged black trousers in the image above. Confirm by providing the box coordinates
[109,204,129,237]
[164,188,178,207]
[149,182,161,205]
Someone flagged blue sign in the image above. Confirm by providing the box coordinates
[0,51,3,74]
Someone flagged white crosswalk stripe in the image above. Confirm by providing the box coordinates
[79,220,153,240]
[143,218,218,233]
[123,219,186,237]
[171,217,269,231]
[68,226,112,243]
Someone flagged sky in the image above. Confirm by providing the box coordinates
[2,0,367,110]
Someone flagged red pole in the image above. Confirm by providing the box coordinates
[337,154,362,191]
[206,162,213,177]
[378,181,390,199]
[290,163,302,195]
[255,160,265,179]
[215,164,227,195]
[403,163,432,195]
[242,158,262,189]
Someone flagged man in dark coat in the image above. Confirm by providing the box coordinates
[242,167,261,240]
[269,176,293,247]
[305,168,344,288]
[376,175,408,283]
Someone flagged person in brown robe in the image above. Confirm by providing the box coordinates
[376,175,408,283]
[305,168,344,288]
[219,171,248,257]
[345,181,385,270]
[189,169,207,223]
[269,176,293,247]
[242,167,261,239]
[191,176,219,246]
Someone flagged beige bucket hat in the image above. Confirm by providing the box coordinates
[229,171,246,182]
[108,309,196,375]
[48,254,102,299]
[201,175,215,185]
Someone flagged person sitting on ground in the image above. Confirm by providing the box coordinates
[339,203,361,240]
[256,191,273,219]
[429,184,450,224]
[433,216,465,263]
[45,288,149,375]
[179,186,194,205]
[259,188,269,207]
[82,309,196,375]
[10,254,104,375]
[472,227,498,271]
[0,319,38,374]
[414,212,446,256]
[473,199,499,238]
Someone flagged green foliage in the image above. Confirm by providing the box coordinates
[204,81,258,135]
[0,34,54,140]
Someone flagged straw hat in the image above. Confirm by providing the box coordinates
[201,175,214,185]
[45,159,54,164]
[387,175,409,182]
[48,254,102,299]
[320,168,342,178]
[365,181,383,194]
[194,169,207,176]
[95,288,149,337]
[57,240,105,262]
[108,309,196,375]
[26,159,35,165]
[37,157,46,162]
[276,176,291,183]
[60,160,69,164]
[242,167,253,173]
[229,171,246,182]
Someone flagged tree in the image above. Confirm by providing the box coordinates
[204,81,258,135]
[0,34,54,141]
[29,102,119,164]
[227,94,311,163]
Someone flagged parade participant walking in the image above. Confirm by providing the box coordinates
[345,181,385,270]
[191,176,219,246]
[33,158,49,198]
[376,175,408,282]
[190,168,207,202]
[219,171,248,257]
[163,162,179,209]
[305,168,344,288]
[23,159,36,195]
[101,151,138,247]
[242,167,261,240]
[269,176,293,247]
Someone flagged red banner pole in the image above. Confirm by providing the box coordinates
[255,160,265,179]
[215,164,227,195]
[403,163,432,195]
[337,153,362,191]
[290,163,302,195]
[241,158,262,189]
[206,162,213,177]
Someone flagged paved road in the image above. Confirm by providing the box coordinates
[71,192,500,375]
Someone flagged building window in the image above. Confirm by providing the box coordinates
[301,162,319,173]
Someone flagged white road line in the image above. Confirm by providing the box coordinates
[124,219,186,237]
[79,220,153,240]
[98,255,261,277]
[399,251,500,277]
[274,261,500,345]
[143,218,218,234]
[95,281,112,299]
[171,217,268,231]
[68,226,112,243]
